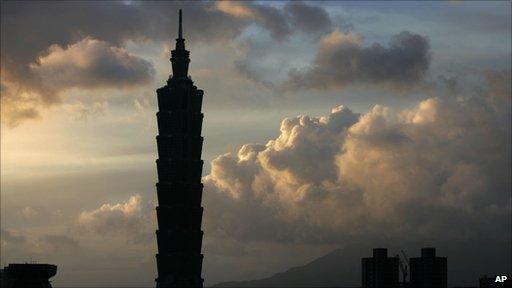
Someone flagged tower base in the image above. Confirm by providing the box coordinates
[156,276,204,288]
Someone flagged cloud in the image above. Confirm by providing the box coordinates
[0,1,245,68]
[37,234,79,252]
[1,229,78,255]
[1,37,154,126]
[284,1,332,34]
[21,206,39,219]
[0,81,42,126]
[282,29,431,91]
[203,93,510,244]
[24,234,80,254]
[77,195,154,243]
[234,59,275,89]
[62,100,109,121]
[0,1,337,126]
[1,228,27,246]
[227,1,337,89]
[0,1,244,126]
[215,1,332,40]
[484,69,511,101]
[31,37,154,93]
[216,1,258,19]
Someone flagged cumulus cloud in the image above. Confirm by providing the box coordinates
[203,94,510,244]
[282,29,431,91]
[31,38,154,93]
[1,37,154,126]
[78,195,154,243]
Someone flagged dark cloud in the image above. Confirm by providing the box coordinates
[254,4,292,40]
[284,1,333,34]
[0,1,243,68]
[0,1,338,126]
[230,1,336,89]
[283,30,431,91]
[216,1,333,40]
[256,1,334,38]
[1,36,154,126]
[0,0,333,88]
[0,1,245,126]
[31,37,155,93]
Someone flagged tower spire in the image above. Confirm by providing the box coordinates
[178,9,183,40]
[174,9,186,51]
[171,9,189,77]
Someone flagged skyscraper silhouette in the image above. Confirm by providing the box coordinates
[362,248,399,288]
[410,248,447,288]
[154,9,205,287]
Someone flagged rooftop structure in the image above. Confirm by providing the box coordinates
[0,263,57,288]
[409,248,447,288]
[362,248,400,288]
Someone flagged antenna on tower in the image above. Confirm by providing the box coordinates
[178,9,183,39]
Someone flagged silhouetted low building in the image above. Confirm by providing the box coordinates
[362,248,399,288]
[409,248,447,288]
[0,264,57,288]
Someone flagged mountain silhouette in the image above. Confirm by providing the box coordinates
[213,247,364,287]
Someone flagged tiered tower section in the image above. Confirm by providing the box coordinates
[155,9,204,288]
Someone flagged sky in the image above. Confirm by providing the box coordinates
[1,1,511,287]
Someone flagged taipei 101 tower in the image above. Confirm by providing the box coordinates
[154,9,205,287]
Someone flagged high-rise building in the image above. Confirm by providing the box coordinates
[362,248,400,288]
[409,248,447,288]
[154,9,205,287]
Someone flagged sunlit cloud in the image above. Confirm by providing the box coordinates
[204,93,510,244]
